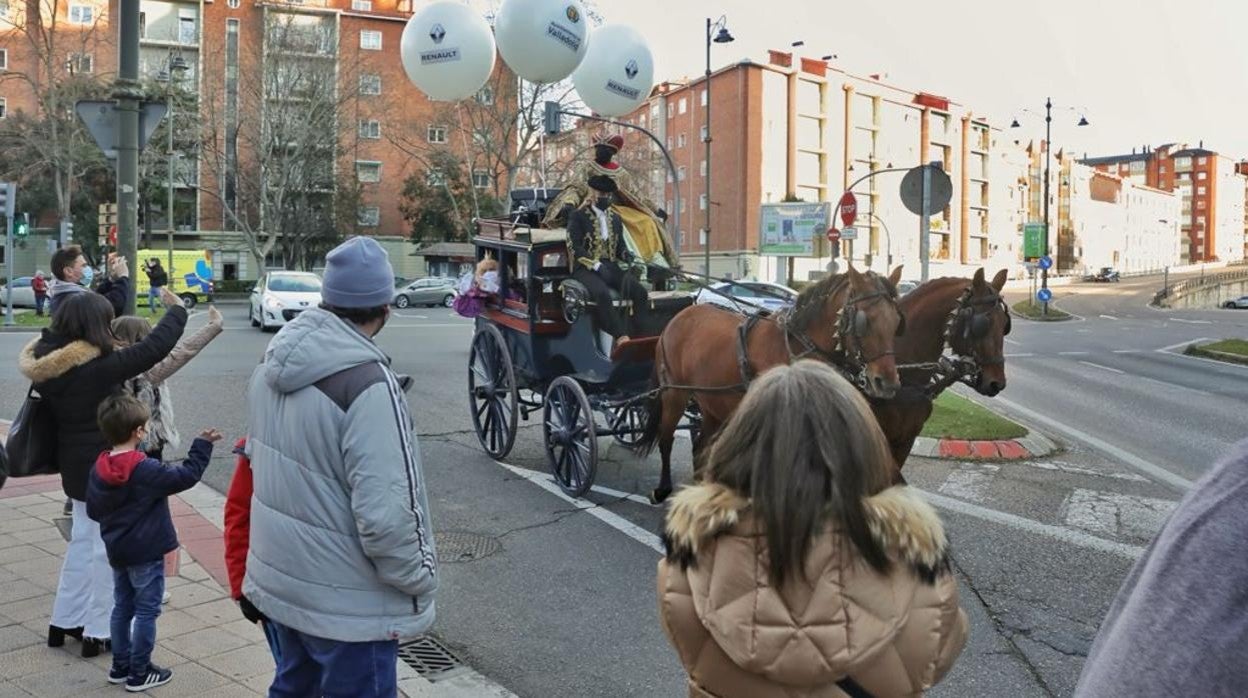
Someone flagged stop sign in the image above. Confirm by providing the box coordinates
[826,227,840,243]
[107,224,117,246]
[838,191,858,227]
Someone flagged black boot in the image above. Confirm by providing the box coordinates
[47,625,84,647]
[81,637,110,658]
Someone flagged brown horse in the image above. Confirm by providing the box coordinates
[871,268,1012,475]
[634,265,906,503]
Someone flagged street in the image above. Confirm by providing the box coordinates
[0,273,1244,697]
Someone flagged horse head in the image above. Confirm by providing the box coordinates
[949,268,1010,396]
[839,265,905,399]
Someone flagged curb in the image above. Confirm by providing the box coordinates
[913,431,1058,461]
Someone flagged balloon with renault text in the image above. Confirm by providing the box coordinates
[399,2,496,101]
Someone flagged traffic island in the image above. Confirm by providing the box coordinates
[1011,299,1072,321]
[1186,339,1248,366]
[911,392,1057,461]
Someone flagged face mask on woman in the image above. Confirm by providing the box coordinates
[79,265,95,287]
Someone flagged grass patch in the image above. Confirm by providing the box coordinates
[1186,339,1248,366]
[921,392,1028,440]
[1011,299,1071,321]
[2,305,172,329]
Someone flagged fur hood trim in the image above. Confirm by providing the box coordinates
[19,338,102,383]
[663,481,950,580]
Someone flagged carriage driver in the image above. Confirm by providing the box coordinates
[567,174,650,345]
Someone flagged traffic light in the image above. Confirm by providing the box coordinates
[60,219,73,245]
[0,181,13,218]
[14,213,29,238]
[543,101,562,136]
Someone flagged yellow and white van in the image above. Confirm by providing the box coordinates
[134,249,215,309]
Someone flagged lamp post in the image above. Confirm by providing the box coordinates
[1011,99,1088,315]
[158,51,189,277]
[704,15,733,277]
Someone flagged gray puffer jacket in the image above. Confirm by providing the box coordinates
[243,308,437,642]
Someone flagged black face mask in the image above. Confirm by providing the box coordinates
[595,196,612,210]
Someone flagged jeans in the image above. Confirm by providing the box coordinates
[268,621,397,698]
[148,285,162,311]
[35,294,46,316]
[110,559,166,682]
[261,620,283,664]
[51,499,113,638]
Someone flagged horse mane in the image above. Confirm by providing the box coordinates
[902,277,971,311]
[784,273,850,334]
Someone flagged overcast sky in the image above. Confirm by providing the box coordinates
[479,0,1248,161]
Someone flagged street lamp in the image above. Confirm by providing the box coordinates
[704,15,734,276]
[1011,98,1088,315]
[157,50,189,276]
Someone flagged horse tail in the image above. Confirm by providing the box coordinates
[630,341,667,458]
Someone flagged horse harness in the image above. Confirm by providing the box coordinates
[947,287,1011,368]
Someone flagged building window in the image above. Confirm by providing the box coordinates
[700,125,708,142]
[427,125,447,144]
[680,199,686,213]
[227,0,239,8]
[677,166,686,181]
[699,193,707,210]
[476,86,493,105]
[665,136,672,150]
[359,73,381,95]
[357,206,380,227]
[700,160,707,176]
[1197,171,1207,180]
[700,89,707,107]
[358,119,381,139]
[677,133,686,148]
[360,30,382,50]
[699,228,707,245]
[1197,199,1206,209]
[351,0,372,9]
[68,4,93,24]
[68,53,93,73]
[0,49,7,70]
[651,103,660,121]
[1197,186,1207,195]
[0,97,6,119]
[1197,156,1208,165]
[179,10,197,44]
[472,170,491,189]
[355,161,382,183]
[1159,166,1166,175]
[426,170,445,186]
[678,97,687,114]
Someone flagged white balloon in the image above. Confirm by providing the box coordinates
[495,0,589,84]
[400,2,496,102]
[572,24,655,118]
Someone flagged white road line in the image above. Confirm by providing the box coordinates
[1112,349,1141,354]
[1004,353,1036,358]
[918,490,1144,560]
[1156,338,1208,354]
[1058,351,1090,356]
[989,396,1194,492]
[1063,489,1175,540]
[1004,338,1022,346]
[586,482,658,507]
[1171,318,1213,325]
[494,461,665,554]
[937,471,991,503]
[1156,346,1248,372]
[1099,314,1118,320]
[1078,361,1125,374]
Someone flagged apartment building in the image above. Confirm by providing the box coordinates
[1066,165,1181,274]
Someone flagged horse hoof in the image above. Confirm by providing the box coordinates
[650,487,672,505]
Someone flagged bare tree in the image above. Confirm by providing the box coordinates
[0,0,112,223]
[196,10,361,271]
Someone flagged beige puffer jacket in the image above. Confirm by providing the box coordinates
[657,483,968,698]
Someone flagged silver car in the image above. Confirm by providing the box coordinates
[1222,295,1248,310]
[0,277,37,308]
[394,278,457,309]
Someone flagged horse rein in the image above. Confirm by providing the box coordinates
[834,286,904,367]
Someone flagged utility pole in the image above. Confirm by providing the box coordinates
[920,162,932,283]
[114,0,142,315]
[1041,97,1052,317]
[2,182,15,326]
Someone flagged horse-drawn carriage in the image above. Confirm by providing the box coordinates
[465,214,700,497]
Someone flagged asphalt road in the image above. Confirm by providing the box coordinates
[0,278,1243,696]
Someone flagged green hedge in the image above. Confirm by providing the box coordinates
[213,279,256,294]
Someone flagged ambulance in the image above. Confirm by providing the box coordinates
[133,249,215,309]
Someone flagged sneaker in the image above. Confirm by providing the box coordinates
[126,666,173,692]
[162,590,172,605]
[108,667,129,685]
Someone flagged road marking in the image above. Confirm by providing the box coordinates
[1112,349,1141,354]
[1059,351,1089,356]
[1172,318,1213,325]
[1099,314,1118,320]
[1004,338,1021,346]
[937,471,991,503]
[1021,459,1150,482]
[585,482,658,507]
[1004,353,1036,358]
[1078,361,1125,374]
[989,396,1194,492]
[1156,338,1208,354]
[918,490,1144,560]
[495,461,665,554]
[1063,489,1176,540]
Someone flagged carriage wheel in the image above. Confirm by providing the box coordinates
[543,376,598,498]
[610,402,649,447]
[468,324,518,459]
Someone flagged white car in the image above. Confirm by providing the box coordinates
[1223,295,1248,310]
[249,271,323,332]
[694,281,797,313]
[0,277,37,308]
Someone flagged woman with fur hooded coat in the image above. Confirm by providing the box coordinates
[657,360,968,697]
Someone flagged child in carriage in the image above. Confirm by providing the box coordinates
[453,256,501,318]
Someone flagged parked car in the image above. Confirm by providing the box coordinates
[1222,295,1248,309]
[694,280,798,313]
[896,280,920,296]
[0,277,36,308]
[394,277,458,309]
[249,271,322,332]
[1091,267,1121,283]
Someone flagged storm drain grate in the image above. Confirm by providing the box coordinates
[398,635,463,680]
[435,530,502,563]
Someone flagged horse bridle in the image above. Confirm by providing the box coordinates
[836,286,905,366]
[948,288,1011,369]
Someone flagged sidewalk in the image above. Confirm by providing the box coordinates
[0,423,510,698]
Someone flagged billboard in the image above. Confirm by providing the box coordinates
[759,202,831,257]
[1023,222,1046,260]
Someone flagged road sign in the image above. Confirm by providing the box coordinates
[899,164,953,215]
[1037,288,1053,303]
[840,225,858,240]
[759,202,832,257]
[1024,222,1045,259]
[75,101,168,161]
[825,227,839,243]
[1038,255,1053,271]
[838,191,858,227]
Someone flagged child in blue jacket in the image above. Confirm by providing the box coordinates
[86,393,221,692]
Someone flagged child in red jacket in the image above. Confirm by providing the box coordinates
[222,438,281,661]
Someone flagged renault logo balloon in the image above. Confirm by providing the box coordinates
[429,23,445,44]
[494,0,590,84]
[572,24,655,117]
[400,2,495,101]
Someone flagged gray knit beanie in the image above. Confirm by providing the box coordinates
[321,237,394,309]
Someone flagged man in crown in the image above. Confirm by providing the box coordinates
[545,132,676,288]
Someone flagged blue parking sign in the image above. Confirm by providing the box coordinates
[1037,288,1053,303]
[1038,256,1053,271]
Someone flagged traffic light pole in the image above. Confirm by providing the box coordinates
[3,181,15,326]
[114,0,142,315]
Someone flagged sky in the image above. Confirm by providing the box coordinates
[477,0,1248,161]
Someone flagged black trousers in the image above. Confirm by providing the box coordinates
[573,265,648,338]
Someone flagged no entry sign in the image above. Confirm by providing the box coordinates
[838,191,858,227]
[826,227,840,243]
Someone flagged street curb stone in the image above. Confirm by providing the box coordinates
[913,430,1058,462]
